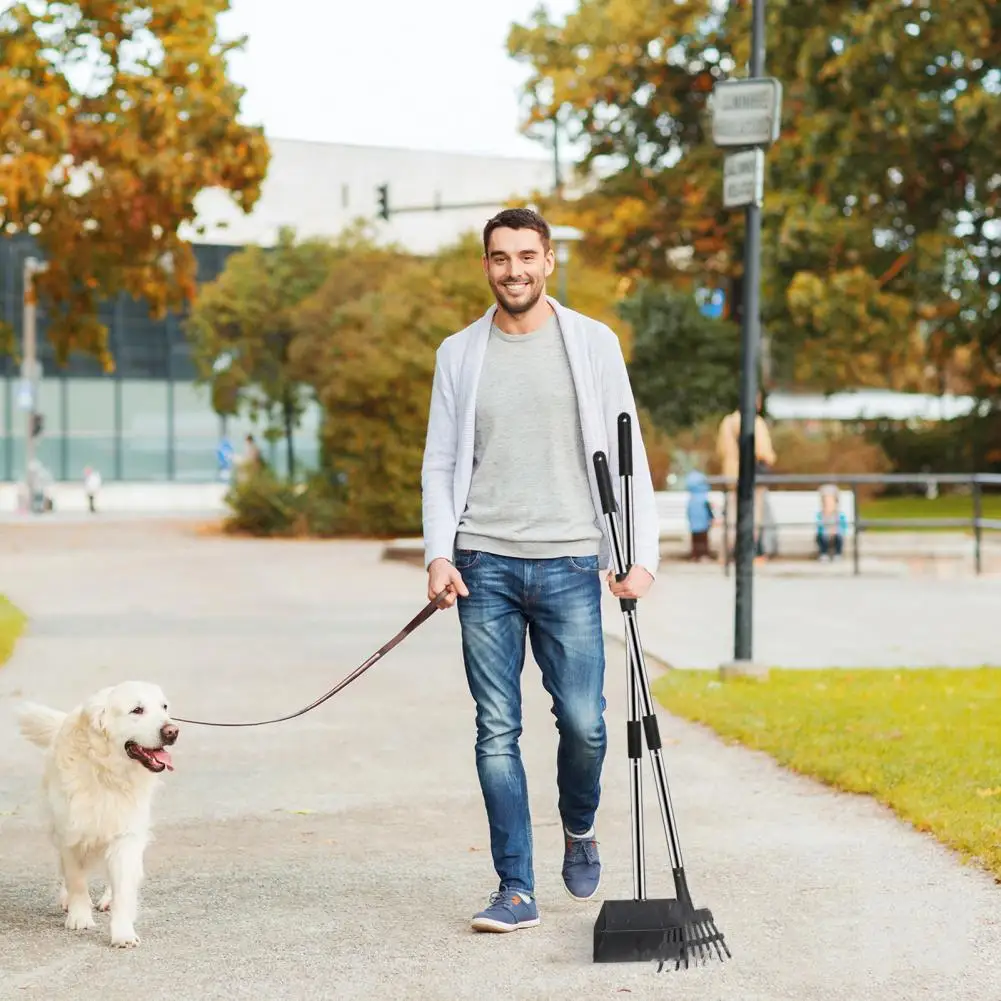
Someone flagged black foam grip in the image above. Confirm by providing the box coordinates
[619,596,636,611]
[593,451,616,514]
[626,720,643,760]
[643,714,662,751]
[617,413,633,475]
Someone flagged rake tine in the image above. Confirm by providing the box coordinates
[713,921,732,959]
[695,923,709,964]
[692,920,708,960]
[701,921,716,962]
[705,922,726,962]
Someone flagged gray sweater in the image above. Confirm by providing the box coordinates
[454,312,602,559]
[422,296,660,577]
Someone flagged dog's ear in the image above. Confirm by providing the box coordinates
[83,688,114,735]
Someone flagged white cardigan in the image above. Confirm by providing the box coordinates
[420,297,660,578]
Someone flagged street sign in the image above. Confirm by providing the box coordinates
[711,77,783,147]
[697,287,726,319]
[723,149,765,209]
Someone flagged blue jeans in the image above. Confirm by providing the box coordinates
[816,530,843,557]
[454,549,607,895]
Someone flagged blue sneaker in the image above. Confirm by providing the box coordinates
[471,889,540,933]
[562,829,601,901]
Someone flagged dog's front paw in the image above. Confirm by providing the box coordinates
[65,909,95,932]
[110,925,140,948]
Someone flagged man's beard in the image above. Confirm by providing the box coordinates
[491,277,544,315]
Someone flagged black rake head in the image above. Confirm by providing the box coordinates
[654,910,731,972]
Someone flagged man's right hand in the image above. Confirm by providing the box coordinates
[427,557,470,608]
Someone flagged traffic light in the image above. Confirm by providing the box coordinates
[30,412,44,438]
[376,183,389,221]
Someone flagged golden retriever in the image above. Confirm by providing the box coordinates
[16,681,179,948]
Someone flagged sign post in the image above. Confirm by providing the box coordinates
[711,0,779,676]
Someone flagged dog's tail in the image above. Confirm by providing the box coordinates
[16,703,66,749]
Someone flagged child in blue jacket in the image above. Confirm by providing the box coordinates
[816,483,848,561]
[685,470,717,561]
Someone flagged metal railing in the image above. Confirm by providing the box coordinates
[703,472,1001,576]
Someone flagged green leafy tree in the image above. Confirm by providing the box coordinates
[508,0,1001,399]
[619,282,740,435]
[291,243,485,535]
[0,0,270,367]
[185,227,338,479]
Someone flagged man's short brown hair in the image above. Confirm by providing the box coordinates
[483,208,551,254]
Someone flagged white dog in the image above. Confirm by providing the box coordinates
[16,680,179,948]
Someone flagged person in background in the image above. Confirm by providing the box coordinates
[235,434,264,481]
[83,466,101,514]
[217,435,235,483]
[816,483,848,562]
[715,392,777,561]
[684,470,717,562]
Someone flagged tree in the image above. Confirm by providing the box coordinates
[185,227,338,479]
[0,0,270,367]
[507,0,1001,398]
[619,282,741,435]
[290,242,485,535]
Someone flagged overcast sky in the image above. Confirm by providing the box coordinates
[218,0,578,161]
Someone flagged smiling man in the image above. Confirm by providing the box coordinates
[420,208,659,934]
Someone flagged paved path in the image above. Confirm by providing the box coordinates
[1,521,999,1000]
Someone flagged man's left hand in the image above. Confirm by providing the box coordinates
[606,565,654,600]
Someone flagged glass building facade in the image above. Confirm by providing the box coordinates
[1,235,320,483]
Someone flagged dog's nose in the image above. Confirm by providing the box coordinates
[160,723,179,745]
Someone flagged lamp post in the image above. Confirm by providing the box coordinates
[21,257,48,513]
[551,224,584,307]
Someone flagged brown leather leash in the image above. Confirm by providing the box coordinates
[172,591,449,728]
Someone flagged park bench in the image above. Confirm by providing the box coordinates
[655,488,857,558]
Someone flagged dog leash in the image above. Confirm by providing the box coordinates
[172,591,450,728]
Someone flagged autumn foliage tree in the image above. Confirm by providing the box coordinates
[0,0,270,367]
[211,225,638,536]
[508,0,1001,398]
[289,236,490,535]
[185,227,341,479]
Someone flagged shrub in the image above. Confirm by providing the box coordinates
[223,467,346,538]
[868,411,1001,479]
[637,407,673,490]
[769,423,892,499]
[223,468,301,536]
[659,417,894,500]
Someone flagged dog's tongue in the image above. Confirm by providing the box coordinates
[149,748,174,772]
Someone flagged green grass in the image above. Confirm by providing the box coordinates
[859,493,1001,531]
[653,667,1001,880]
[0,596,26,667]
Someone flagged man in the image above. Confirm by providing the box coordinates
[420,208,659,934]
[715,392,777,561]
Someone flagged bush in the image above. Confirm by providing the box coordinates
[657,417,893,500]
[637,407,673,490]
[867,411,1001,479]
[223,467,345,538]
[768,424,892,500]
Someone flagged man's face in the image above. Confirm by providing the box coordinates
[482,226,555,315]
